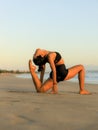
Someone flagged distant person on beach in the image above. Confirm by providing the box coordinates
[29,48,90,94]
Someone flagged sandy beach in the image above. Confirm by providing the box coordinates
[0,74,98,130]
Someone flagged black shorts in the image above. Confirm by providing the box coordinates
[50,64,68,82]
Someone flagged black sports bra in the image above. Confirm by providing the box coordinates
[45,51,61,64]
[54,52,62,63]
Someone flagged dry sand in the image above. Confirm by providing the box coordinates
[0,74,98,130]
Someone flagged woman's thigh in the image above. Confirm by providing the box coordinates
[40,78,53,92]
[64,65,84,80]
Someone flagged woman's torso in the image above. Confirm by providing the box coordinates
[46,51,64,66]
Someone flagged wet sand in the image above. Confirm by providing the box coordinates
[0,74,98,130]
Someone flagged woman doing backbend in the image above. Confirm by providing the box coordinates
[29,48,90,94]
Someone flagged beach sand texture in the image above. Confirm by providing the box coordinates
[0,74,98,130]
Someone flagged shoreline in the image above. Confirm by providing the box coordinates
[0,73,98,92]
[0,74,98,130]
[0,73,98,94]
[15,72,98,85]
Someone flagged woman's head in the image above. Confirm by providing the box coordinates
[33,55,46,72]
[33,55,45,66]
[33,48,48,71]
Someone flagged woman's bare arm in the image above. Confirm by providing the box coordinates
[40,65,45,83]
[48,53,58,93]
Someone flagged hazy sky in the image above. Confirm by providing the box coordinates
[0,0,98,70]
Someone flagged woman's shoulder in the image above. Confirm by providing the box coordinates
[47,51,56,56]
[46,52,57,62]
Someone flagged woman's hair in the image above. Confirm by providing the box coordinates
[33,55,46,72]
[38,66,43,72]
[33,55,45,66]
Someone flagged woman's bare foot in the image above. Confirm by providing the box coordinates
[80,90,91,95]
[29,60,36,72]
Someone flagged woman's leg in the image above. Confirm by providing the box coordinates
[29,60,53,93]
[65,64,90,94]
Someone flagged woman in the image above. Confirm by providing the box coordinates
[29,48,90,94]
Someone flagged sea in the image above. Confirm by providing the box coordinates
[16,70,98,84]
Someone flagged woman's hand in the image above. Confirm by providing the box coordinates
[50,84,58,94]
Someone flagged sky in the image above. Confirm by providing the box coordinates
[0,0,98,71]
